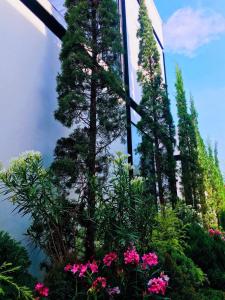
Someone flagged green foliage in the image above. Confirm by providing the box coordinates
[164,251,205,300]
[53,0,126,258]
[151,207,186,254]
[0,262,34,300]
[0,230,31,274]
[0,152,78,263]
[175,67,200,208]
[0,231,34,289]
[175,200,202,226]
[136,0,177,207]
[185,223,225,291]
[199,288,225,300]
[219,210,225,231]
[44,262,75,300]
[97,153,156,252]
[0,231,34,299]
[190,98,225,227]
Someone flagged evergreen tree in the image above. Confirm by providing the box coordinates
[190,98,225,227]
[52,0,126,258]
[206,143,225,226]
[136,0,177,207]
[175,68,199,208]
[190,98,208,224]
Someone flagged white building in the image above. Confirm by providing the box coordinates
[0,0,165,274]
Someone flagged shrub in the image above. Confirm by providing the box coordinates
[163,250,205,300]
[185,223,225,291]
[0,262,34,300]
[97,153,156,252]
[151,207,186,254]
[0,152,79,263]
[0,230,34,287]
[0,230,35,299]
[45,246,169,300]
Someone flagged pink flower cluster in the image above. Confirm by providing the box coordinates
[147,273,169,295]
[92,277,107,290]
[64,261,98,277]
[209,228,222,236]
[64,247,169,297]
[103,252,118,267]
[35,283,49,297]
[124,247,140,265]
[142,252,158,269]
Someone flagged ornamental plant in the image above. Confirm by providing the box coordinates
[62,246,169,299]
[34,282,49,299]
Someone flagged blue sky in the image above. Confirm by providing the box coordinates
[154,0,225,173]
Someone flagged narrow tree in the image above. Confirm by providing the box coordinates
[190,97,225,227]
[190,98,208,224]
[52,0,126,258]
[137,0,177,207]
[175,68,199,208]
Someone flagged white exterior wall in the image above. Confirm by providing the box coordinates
[125,0,165,108]
[0,0,66,275]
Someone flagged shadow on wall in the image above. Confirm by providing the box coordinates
[0,0,66,277]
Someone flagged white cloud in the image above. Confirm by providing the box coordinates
[164,7,225,56]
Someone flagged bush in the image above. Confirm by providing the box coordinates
[199,288,225,300]
[45,246,169,299]
[0,230,35,299]
[151,207,186,254]
[163,250,205,300]
[97,153,156,252]
[185,223,225,291]
[44,261,75,300]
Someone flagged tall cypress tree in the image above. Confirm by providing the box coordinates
[52,0,125,258]
[190,98,208,223]
[175,67,199,208]
[206,142,225,226]
[136,0,177,207]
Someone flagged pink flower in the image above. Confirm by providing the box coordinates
[39,287,49,297]
[142,253,158,269]
[89,261,98,273]
[209,229,222,236]
[148,276,169,295]
[209,229,215,236]
[107,286,120,295]
[79,264,88,277]
[124,247,140,265]
[92,277,107,290]
[35,282,49,297]
[64,264,72,272]
[103,252,118,267]
[214,229,222,235]
[71,264,80,275]
[35,283,44,292]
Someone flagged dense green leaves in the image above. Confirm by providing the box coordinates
[175,67,200,208]
[0,231,34,299]
[53,0,126,258]
[96,153,156,252]
[0,152,78,262]
[136,0,177,208]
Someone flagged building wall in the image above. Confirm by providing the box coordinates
[0,0,66,275]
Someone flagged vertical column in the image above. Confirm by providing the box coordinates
[120,0,133,167]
